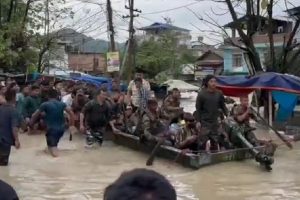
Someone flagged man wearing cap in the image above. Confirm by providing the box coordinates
[127,70,151,111]
[195,75,228,150]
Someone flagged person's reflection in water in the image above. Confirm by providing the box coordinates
[104,168,177,200]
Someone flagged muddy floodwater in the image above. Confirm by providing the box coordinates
[1,99,300,200]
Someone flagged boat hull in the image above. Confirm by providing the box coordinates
[112,131,266,169]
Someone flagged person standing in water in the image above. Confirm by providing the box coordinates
[80,87,112,147]
[30,89,75,157]
[0,89,21,166]
[195,75,228,150]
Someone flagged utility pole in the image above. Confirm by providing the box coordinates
[45,0,50,73]
[123,0,141,82]
[106,0,116,51]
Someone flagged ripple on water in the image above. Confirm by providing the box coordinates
[3,129,300,200]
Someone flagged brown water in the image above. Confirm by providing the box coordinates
[1,133,300,200]
[1,99,300,200]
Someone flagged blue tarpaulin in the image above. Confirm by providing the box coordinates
[216,72,300,122]
[71,75,111,87]
[272,91,298,121]
[216,72,300,97]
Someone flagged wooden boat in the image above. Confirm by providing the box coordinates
[112,131,272,169]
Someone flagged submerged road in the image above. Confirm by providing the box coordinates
[1,99,300,200]
[1,133,300,200]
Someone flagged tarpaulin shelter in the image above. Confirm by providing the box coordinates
[71,74,111,87]
[216,72,300,125]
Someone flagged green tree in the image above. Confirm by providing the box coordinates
[0,0,37,72]
[0,0,73,73]
[29,0,73,72]
[136,33,196,78]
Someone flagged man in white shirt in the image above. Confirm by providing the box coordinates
[62,87,76,108]
[127,70,151,110]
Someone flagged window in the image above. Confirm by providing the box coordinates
[232,54,243,68]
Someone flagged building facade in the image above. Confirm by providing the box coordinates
[195,51,223,80]
[68,53,106,74]
[48,40,70,69]
[138,22,191,46]
[222,15,293,74]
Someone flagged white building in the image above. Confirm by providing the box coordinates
[137,22,191,46]
[48,40,71,69]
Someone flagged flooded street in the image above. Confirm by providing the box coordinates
[1,99,300,200]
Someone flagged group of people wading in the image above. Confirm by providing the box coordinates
[0,72,274,170]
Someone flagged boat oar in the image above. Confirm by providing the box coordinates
[251,107,293,149]
[146,139,164,166]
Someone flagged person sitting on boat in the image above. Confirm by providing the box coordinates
[229,95,274,170]
[110,105,138,134]
[230,96,259,147]
[176,113,201,152]
[141,99,177,145]
[162,88,184,121]
[195,75,228,151]
[110,87,126,117]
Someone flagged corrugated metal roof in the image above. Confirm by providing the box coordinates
[139,23,190,32]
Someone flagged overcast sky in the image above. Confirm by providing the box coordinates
[64,0,300,44]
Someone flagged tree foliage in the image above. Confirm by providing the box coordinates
[136,33,196,78]
[0,0,73,73]
[0,0,37,72]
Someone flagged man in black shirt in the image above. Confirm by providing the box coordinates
[195,75,228,151]
[0,89,20,166]
[81,87,111,147]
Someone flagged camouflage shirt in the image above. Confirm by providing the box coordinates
[142,110,167,141]
[232,104,256,125]
[162,96,181,119]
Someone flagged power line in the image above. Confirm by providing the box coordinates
[141,1,201,15]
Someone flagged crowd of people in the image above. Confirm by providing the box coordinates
[0,71,274,168]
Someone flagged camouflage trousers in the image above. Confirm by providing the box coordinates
[86,130,104,147]
[230,124,259,148]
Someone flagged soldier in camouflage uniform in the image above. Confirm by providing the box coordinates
[162,88,183,122]
[140,99,180,146]
[228,95,274,171]
[230,96,259,147]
